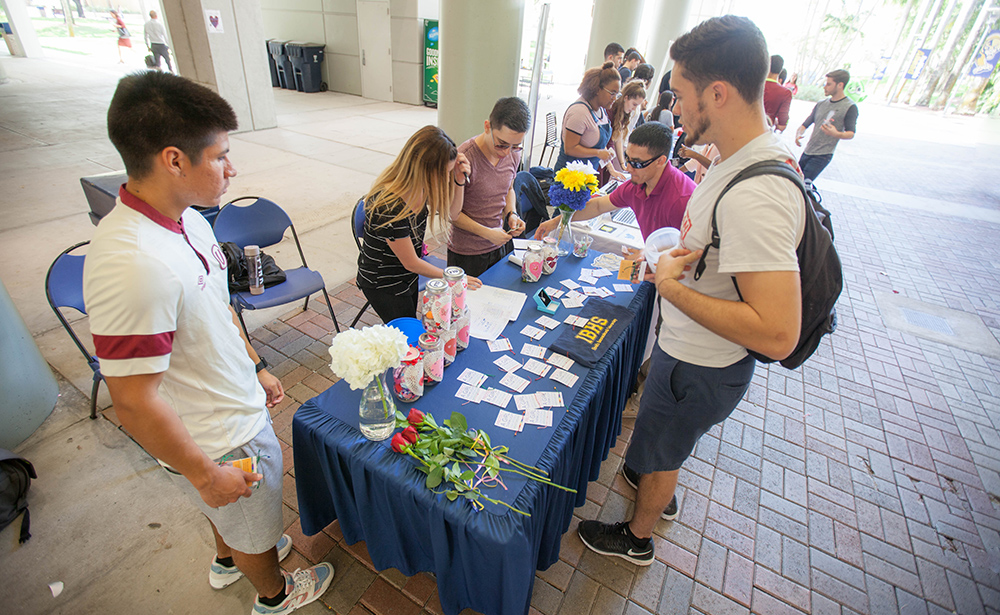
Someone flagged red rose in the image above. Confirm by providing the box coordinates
[407,409,425,425]
[390,432,409,453]
[402,425,419,444]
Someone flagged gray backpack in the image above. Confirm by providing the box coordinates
[0,449,36,544]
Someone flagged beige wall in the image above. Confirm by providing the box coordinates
[259,0,435,103]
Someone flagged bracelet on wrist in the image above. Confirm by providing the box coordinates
[454,177,465,186]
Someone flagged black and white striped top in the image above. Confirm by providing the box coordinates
[356,195,427,296]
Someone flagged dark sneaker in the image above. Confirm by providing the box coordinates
[577,520,654,566]
[621,465,679,521]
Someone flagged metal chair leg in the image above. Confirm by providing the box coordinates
[350,301,371,328]
[235,306,252,342]
[90,375,100,420]
[320,288,341,333]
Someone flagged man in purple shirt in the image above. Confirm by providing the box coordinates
[535,122,695,242]
[448,97,531,277]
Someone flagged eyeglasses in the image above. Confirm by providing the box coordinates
[490,130,524,152]
[603,86,622,98]
[625,155,660,169]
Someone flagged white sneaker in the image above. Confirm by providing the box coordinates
[209,533,293,589]
[251,563,335,615]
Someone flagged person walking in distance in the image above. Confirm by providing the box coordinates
[795,69,858,182]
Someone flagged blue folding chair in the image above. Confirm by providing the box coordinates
[214,196,341,340]
[45,241,103,420]
[351,198,445,328]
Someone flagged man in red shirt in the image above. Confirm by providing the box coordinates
[763,55,793,132]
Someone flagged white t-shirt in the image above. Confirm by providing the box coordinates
[659,132,805,368]
[84,188,268,460]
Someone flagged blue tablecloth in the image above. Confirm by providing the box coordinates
[293,253,655,615]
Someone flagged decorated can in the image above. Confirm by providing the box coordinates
[521,244,543,283]
[540,237,559,275]
[442,326,457,367]
[418,332,444,386]
[443,266,467,318]
[421,278,452,333]
[392,346,424,402]
[455,305,471,352]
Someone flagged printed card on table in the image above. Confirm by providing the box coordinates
[487,338,513,353]
[482,388,512,408]
[535,316,561,330]
[500,372,530,393]
[560,279,580,290]
[550,368,579,388]
[455,384,485,403]
[494,355,522,373]
[593,268,613,278]
[582,287,602,297]
[579,274,598,286]
[514,393,541,412]
[613,284,633,293]
[524,408,553,428]
[563,314,588,327]
[596,287,614,298]
[520,325,546,340]
[536,391,564,407]
[521,343,547,359]
[561,294,585,309]
[544,287,564,298]
[494,410,524,432]
[457,368,488,387]
[523,359,551,378]
[546,353,575,370]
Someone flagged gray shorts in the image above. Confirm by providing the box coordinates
[625,344,755,473]
[166,423,284,554]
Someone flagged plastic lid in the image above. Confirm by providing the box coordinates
[244,245,260,255]
[387,317,424,347]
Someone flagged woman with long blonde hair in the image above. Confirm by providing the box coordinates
[356,125,481,323]
[607,80,646,178]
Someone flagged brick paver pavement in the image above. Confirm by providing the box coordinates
[102,141,1000,614]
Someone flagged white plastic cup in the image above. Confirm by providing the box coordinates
[643,227,681,273]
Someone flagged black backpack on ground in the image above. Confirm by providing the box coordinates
[0,449,36,544]
[693,160,842,370]
[219,242,287,293]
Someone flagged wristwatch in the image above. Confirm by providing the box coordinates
[255,357,269,373]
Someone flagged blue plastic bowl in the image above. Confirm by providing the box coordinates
[387,317,424,347]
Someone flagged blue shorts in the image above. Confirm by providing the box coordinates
[625,344,755,473]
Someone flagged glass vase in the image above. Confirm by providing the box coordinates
[547,208,575,256]
[359,371,395,441]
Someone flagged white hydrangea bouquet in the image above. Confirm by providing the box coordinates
[327,324,409,389]
[328,324,410,440]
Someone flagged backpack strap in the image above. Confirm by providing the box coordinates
[693,160,809,284]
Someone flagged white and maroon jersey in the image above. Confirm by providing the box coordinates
[84,186,267,460]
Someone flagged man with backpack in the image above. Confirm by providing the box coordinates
[577,15,808,566]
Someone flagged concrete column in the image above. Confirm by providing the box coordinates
[438,0,525,144]
[643,0,693,93]
[0,0,45,58]
[162,0,276,132]
[585,0,644,69]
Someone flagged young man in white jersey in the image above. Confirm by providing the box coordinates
[577,15,805,565]
[84,72,333,614]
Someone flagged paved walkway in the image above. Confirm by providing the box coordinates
[3,50,1000,615]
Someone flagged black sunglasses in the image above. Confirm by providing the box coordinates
[625,155,661,169]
